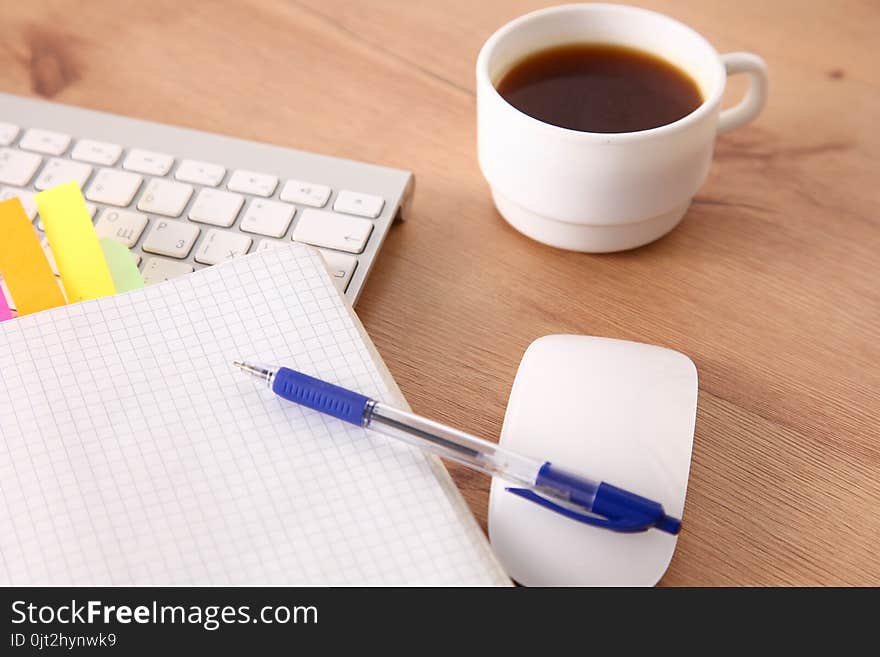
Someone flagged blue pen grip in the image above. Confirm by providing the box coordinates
[527,463,681,534]
[272,367,371,426]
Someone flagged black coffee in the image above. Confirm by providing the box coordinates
[496,43,703,133]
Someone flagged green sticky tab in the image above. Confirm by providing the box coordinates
[99,239,144,292]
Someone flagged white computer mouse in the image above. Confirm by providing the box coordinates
[488,335,697,586]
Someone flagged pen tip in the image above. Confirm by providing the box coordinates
[232,360,274,386]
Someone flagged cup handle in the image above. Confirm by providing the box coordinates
[717,53,768,135]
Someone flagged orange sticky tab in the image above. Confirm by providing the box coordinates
[36,182,116,302]
[0,198,66,315]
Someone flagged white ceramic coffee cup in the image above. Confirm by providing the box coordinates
[476,3,768,252]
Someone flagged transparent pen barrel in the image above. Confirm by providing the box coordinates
[365,402,543,487]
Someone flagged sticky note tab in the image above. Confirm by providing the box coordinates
[36,182,116,302]
[0,286,12,322]
[0,197,66,315]
[100,239,144,292]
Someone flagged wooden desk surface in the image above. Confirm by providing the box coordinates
[2,0,877,585]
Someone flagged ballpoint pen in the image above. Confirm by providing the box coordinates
[233,361,682,535]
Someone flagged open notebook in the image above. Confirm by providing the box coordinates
[0,244,509,585]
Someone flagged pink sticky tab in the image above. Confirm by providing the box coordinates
[0,285,12,322]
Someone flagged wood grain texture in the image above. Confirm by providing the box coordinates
[0,0,876,585]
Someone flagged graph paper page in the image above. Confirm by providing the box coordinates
[0,244,509,585]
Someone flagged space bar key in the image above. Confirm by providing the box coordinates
[291,208,373,254]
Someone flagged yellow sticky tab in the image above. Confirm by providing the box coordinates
[99,239,145,292]
[36,182,116,302]
[0,197,67,315]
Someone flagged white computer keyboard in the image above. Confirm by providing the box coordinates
[0,92,413,305]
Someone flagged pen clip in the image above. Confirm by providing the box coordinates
[505,488,670,533]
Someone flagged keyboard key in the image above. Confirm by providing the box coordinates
[137,179,193,217]
[188,188,244,227]
[94,208,148,247]
[291,208,373,254]
[0,148,42,186]
[0,122,20,146]
[280,179,331,208]
[0,187,38,219]
[176,159,225,187]
[256,239,284,251]
[124,149,174,176]
[141,257,194,285]
[71,139,123,166]
[333,190,384,218]
[227,169,277,197]
[142,219,199,258]
[239,199,295,237]
[19,129,70,155]
[34,158,93,190]
[193,229,252,265]
[318,249,358,292]
[86,168,143,206]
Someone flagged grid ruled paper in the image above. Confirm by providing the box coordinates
[0,244,509,585]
